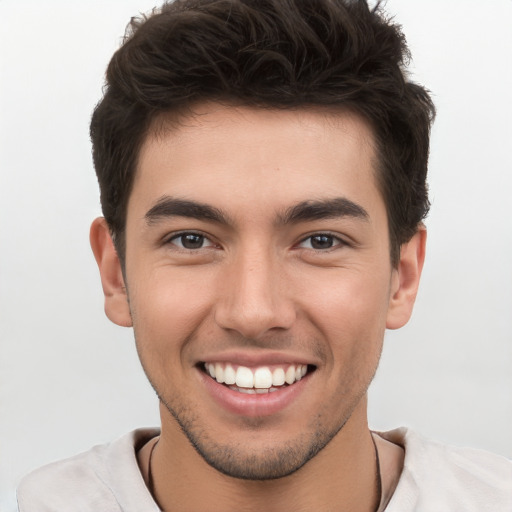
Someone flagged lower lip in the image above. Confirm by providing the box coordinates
[199,369,310,417]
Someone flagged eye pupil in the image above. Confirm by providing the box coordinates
[311,235,333,249]
[181,234,204,249]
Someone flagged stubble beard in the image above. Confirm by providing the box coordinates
[136,353,381,481]
[132,321,383,481]
[159,392,349,480]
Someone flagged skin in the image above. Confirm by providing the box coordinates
[91,104,425,511]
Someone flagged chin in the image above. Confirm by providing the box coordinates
[162,394,347,480]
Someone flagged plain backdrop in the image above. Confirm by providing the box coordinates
[1,1,511,510]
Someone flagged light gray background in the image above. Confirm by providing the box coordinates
[1,1,511,510]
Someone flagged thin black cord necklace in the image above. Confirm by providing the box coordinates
[147,437,158,498]
[372,433,383,512]
[147,436,383,511]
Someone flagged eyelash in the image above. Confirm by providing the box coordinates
[166,231,216,250]
[296,233,347,251]
[165,231,347,252]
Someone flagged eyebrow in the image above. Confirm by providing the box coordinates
[145,197,230,225]
[278,198,369,225]
[144,196,369,226]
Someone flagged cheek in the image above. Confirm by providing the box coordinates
[296,268,390,367]
[298,268,391,331]
[128,269,214,356]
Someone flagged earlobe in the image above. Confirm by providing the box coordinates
[386,227,426,330]
[90,217,132,327]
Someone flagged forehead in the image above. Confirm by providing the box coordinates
[130,104,383,223]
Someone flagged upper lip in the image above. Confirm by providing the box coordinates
[197,350,319,368]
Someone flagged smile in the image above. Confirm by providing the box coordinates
[203,362,310,394]
[199,359,315,417]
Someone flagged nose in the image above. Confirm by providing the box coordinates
[214,249,296,340]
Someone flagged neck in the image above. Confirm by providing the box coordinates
[147,399,385,512]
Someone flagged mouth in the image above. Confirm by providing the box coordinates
[201,362,315,394]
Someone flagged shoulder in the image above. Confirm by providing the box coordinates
[379,428,512,512]
[17,446,117,512]
[17,428,160,512]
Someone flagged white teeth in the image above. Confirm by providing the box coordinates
[238,386,256,394]
[205,363,311,390]
[285,366,296,385]
[224,364,236,385]
[272,368,285,386]
[235,366,254,388]
[230,386,280,394]
[254,367,273,388]
[215,363,225,383]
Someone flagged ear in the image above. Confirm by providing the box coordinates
[386,227,426,330]
[90,217,132,327]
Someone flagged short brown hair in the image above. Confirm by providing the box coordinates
[90,0,435,265]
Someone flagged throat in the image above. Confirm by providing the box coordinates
[147,418,384,512]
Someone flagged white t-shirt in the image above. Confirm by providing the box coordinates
[17,427,512,511]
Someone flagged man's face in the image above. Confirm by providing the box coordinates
[120,105,401,479]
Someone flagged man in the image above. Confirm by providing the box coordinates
[17,0,512,510]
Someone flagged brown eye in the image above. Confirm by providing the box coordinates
[310,235,334,249]
[181,234,204,249]
[170,232,213,249]
[298,234,343,250]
